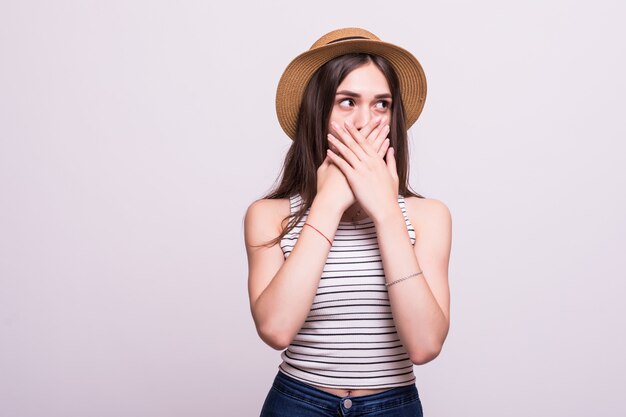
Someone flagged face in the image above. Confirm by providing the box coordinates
[328,61,392,142]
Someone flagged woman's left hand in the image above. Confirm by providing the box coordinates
[326,118,400,222]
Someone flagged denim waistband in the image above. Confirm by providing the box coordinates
[272,370,421,415]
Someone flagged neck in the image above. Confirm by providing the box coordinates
[341,202,365,222]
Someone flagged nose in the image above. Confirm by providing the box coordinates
[352,106,373,131]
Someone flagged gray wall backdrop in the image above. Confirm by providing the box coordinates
[1,1,625,416]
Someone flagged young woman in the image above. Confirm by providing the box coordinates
[244,28,452,416]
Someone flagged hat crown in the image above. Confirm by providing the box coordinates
[310,28,380,50]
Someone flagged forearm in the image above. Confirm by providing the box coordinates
[374,207,450,363]
[253,197,342,349]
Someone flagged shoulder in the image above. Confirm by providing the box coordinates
[404,196,452,238]
[244,198,291,246]
[246,197,291,218]
[404,196,451,218]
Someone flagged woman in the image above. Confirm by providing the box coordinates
[244,28,452,416]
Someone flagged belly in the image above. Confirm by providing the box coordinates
[311,384,390,397]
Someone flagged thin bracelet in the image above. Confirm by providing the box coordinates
[386,271,423,287]
[303,223,332,246]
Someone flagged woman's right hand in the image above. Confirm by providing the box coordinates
[316,155,355,213]
[315,116,389,213]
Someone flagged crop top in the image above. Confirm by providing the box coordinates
[277,193,417,389]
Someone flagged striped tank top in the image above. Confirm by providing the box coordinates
[278,193,417,389]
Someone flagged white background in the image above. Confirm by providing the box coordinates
[1,1,625,416]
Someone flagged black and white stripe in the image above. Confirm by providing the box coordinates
[278,194,417,389]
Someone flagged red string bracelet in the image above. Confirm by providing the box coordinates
[303,223,332,246]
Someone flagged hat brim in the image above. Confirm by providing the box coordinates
[276,39,427,140]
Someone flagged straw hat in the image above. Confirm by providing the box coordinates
[276,27,427,140]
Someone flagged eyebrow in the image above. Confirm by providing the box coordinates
[336,90,392,99]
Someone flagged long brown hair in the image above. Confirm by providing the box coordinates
[262,53,424,246]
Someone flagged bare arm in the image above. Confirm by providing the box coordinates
[244,196,343,350]
[245,119,387,350]
[374,198,452,364]
[326,120,452,365]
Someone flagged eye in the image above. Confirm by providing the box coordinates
[375,100,391,110]
[338,98,355,107]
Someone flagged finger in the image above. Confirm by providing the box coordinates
[344,121,375,159]
[328,133,361,168]
[365,116,388,143]
[385,147,398,179]
[377,138,390,158]
[372,124,390,153]
[332,121,368,161]
[327,148,354,177]
[320,154,331,167]
[357,116,382,140]
[360,117,389,156]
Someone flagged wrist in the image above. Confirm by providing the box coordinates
[372,203,404,226]
[306,195,344,240]
[313,192,349,216]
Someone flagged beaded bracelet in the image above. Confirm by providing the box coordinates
[385,271,423,287]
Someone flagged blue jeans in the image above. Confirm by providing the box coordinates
[260,371,424,416]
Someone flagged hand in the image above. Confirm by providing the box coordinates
[326,117,400,221]
[316,155,356,213]
[328,117,387,155]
